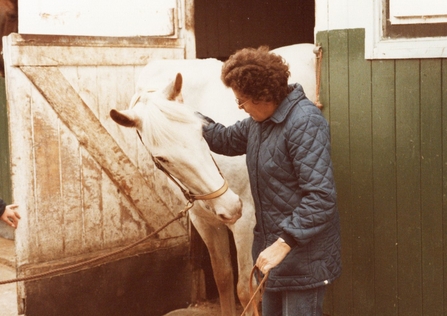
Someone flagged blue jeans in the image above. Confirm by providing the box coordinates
[261,286,326,316]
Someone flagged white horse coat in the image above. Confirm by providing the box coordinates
[113,44,317,316]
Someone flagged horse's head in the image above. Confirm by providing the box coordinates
[110,73,242,224]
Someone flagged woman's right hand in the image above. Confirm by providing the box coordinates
[1,204,21,228]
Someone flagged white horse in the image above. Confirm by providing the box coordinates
[110,44,317,316]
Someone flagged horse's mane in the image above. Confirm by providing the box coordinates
[135,92,203,148]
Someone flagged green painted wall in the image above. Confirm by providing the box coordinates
[0,76,13,238]
[317,28,447,316]
[0,76,11,201]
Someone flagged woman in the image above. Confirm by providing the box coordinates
[201,46,341,315]
[0,198,20,228]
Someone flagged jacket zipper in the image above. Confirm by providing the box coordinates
[255,123,268,249]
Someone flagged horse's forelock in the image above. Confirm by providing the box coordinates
[138,94,202,148]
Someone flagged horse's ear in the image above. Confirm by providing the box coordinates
[110,109,140,128]
[164,73,184,102]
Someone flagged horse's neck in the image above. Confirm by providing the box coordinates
[177,63,248,125]
[137,59,249,126]
[182,81,248,126]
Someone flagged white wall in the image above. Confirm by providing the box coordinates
[18,0,178,37]
[315,0,370,33]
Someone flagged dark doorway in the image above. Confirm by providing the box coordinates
[192,0,316,303]
[194,0,315,60]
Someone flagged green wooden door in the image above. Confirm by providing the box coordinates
[0,76,13,238]
[317,28,446,316]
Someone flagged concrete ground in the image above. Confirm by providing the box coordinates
[0,237,19,316]
[164,301,223,316]
[164,300,244,316]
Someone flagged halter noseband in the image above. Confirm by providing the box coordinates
[152,155,229,203]
[136,130,229,203]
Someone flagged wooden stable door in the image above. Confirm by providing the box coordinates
[3,32,194,316]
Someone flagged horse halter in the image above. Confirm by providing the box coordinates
[136,130,229,204]
[152,155,229,203]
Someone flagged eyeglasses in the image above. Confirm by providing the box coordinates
[235,98,250,108]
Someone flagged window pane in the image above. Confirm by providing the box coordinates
[390,0,447,24]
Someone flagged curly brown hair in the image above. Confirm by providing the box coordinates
[221,46,290,105]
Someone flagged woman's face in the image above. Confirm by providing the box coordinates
[233,90,277,122]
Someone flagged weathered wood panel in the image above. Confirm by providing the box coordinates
[24,243,192,316]
[6,34,186,67]
[317,28,447,316]
[3,33,193,315]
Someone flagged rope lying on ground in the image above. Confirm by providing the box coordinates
[0,202,193,286]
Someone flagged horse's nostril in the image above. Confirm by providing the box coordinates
[216,213,234,223]
[216,211,241,224]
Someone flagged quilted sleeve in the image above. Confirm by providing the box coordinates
[279,112,338,245]
[202,119,250,156]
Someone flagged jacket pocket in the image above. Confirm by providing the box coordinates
[272,244,311,278]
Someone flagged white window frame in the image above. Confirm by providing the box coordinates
[365,0,447,59]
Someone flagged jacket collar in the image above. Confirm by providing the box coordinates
[268,84,305,124]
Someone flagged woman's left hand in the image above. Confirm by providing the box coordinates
[256,238,291,274]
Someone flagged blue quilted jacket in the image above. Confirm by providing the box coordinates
[203,84,341,291]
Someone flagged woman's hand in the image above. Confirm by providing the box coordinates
[1,204,21,228]
[256,238,291,274]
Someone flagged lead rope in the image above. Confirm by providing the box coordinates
[240,266,269,316]
[0,202,194,286]
[313,45,323,110]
